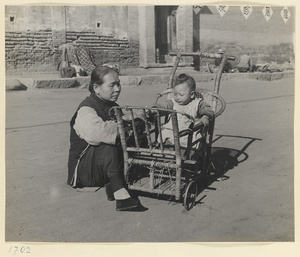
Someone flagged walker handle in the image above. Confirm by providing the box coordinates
[169,51,236,61]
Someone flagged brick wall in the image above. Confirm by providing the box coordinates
[5,30,57,74]
[66,31,139,67]
[5,29,139,74]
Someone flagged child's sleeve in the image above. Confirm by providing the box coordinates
[154,99,174,110]
[197,100,214,120]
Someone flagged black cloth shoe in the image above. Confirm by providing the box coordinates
[105,183,115,201]
[116,197,139,211]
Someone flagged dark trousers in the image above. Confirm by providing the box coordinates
[77,144,125,192]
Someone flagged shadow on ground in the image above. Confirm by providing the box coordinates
[194,134,262,207]
[127,134,262,211]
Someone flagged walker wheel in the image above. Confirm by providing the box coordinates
[183,181,198,211]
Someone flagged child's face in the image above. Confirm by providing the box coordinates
[174,82,194,105]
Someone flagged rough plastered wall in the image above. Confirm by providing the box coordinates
[5,6,139,75]
[198,6,294,46]
[196,5,295,64]
[66,6,129,39]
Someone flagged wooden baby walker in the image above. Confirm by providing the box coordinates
[111,52,236,211]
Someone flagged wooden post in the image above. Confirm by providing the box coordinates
[142,109,153,150]
[115,108,129,179]
[168,52,181,89]
[171,113,182,200]
[214,55,227,94]
[129,109,140,149]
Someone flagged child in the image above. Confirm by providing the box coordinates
[156,73,214,147]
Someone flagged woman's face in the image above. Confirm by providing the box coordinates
[94,71,121,102]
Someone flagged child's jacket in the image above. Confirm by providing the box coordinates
[158,97,213,147]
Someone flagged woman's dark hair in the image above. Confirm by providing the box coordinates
[174,73,196,91]
[89,66,118,93]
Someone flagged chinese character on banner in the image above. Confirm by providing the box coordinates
[240,6,253,20]
[193,5,203,15]
[281,7,291,23]
[262,6,273,21]
[216,6,229,17]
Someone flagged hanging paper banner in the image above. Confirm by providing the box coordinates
[262,6,273,21]
[216,6,229,17]
[240,6,253,20]
[281,7,291,23]
[193,5,203,15]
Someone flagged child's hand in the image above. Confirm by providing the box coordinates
[122,110,145,121]
[200,115,210,127]
[134,109,146,120]
[122,114,132,121]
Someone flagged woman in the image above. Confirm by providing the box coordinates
[67,66,140,211]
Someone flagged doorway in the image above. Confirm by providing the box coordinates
[155,6,178,63]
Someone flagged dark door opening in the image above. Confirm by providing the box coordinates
[155,6,178,64]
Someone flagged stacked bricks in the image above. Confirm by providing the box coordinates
[5,30,57,74]
[5,29,140,75]
[66,30,139,67]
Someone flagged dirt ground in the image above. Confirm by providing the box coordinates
[5,77,294,243]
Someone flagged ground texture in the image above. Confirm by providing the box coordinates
[5,77,294,242]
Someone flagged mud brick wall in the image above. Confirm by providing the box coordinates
[66,31,139,67]
[5,30,57,74]
[5,30,140,74]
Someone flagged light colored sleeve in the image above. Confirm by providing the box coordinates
[73,106,118,145]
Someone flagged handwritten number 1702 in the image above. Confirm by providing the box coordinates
[9,246,31,255]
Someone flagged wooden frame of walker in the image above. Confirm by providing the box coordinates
[112,51,235,210]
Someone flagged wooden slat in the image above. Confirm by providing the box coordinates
[129,109,140,149]
[156,110,164,152]
[128,158,178,169]
[142,109,153,150]
[126,146,175,156]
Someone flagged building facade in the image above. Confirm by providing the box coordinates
[5,5,294,74]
